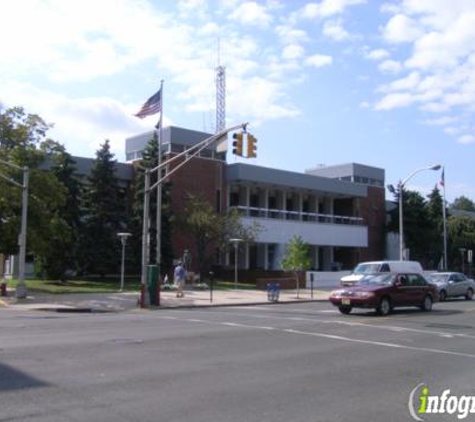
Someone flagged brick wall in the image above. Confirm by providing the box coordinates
[166,154,227,273]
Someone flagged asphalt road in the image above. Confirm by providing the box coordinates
[1,300,475,422]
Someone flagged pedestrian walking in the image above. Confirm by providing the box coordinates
[174,261,186,298]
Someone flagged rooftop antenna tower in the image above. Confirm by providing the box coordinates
[215,38,226,133]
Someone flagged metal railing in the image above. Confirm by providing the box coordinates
[236,206,364,226]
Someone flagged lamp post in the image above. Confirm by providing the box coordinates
[0,159,29,298]
[459,248,466,274]
[117,233,131,292]
[229,238,242,290]
[396,164,441,261]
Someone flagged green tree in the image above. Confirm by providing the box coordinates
[80,140,126,276]
[0,107,67,277]
[387,188,433,265]
[36,142,83,280]
[181,193,222,280]
[452,196,475,212]
[425,186,445,268]
[281,235,311,298]
[447,216,475,273]
[180,195,261,281]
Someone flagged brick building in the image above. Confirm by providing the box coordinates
[126,127,386,273]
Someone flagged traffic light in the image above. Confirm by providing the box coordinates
[247,133,257,158]
[232,132,244,156]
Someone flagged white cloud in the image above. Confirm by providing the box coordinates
[458,134,475,144]
[228,2,273,27]
[378,71,421,92]
[0,80,157,160]
[275,25,309,44]
[374,92,414,110]
[295,0,366,20]
[365,48,390,60]
[304,54,333,68]
[323,20,351,41]
[382,13,424,43]
[424,116,459,126]
[282,44,305,60]
[378,59,403,74]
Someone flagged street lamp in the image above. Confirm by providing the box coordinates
[229,238,242,289]
[459,248,466,274]
[394,164,441,261]
[117,233,131,292]
[0,159,29,299]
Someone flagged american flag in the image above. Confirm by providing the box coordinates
[440,168,445,187]
[134,88,162,118]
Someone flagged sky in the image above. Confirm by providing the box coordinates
[1,0,474,203]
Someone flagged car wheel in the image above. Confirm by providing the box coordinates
[465,288,473,301]
[439,290,446,301]
[338,306,352,315]
[376,297,391,316]
[421,295,433,312]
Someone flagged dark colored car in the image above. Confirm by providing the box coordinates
[329,272,439,316]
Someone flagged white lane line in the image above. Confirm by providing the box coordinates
[281,328,475,359]
[159,315,475,360]
[171,309,475,340]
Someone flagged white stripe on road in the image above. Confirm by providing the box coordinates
[161,315,475,360]
[174,309,475,340]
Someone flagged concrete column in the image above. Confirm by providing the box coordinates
[298,192,303,221]
[245,243,250,269]
[264,188,269,218]
[246,185,250,217]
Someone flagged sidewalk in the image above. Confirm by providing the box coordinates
[0,286,334,313]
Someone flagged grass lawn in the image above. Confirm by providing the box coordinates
[5,278,257,294]
[6,278,142,294]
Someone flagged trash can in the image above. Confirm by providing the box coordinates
[147,265,159,306]
[267,282,280,302]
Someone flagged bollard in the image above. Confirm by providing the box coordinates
[0,280,7,297]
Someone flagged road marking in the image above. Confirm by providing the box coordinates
[168,309,475,340]
[159,315,475,360]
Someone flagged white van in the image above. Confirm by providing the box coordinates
[340,260,423,286]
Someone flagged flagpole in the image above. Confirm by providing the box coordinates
[442,166,448,271]
[155,80,163,292]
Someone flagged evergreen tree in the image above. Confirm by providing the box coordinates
[425,186,445,268]
[36,141,83,280]
[80,140,125,277]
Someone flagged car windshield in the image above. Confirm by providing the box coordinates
[427,274,449,283]
[352,263,381,275]
[357,274,394,285]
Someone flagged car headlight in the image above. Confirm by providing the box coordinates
[330,289,345,297]
[354,291,374,298]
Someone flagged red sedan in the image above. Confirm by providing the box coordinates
[329,272,439,316]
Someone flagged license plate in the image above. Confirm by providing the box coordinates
[341,298,351,305]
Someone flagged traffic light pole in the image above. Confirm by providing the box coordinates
[139,123,248,307]
[0,159,29,299]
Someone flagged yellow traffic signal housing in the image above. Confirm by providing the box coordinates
[232,132,244,156]
[247,134,257,158]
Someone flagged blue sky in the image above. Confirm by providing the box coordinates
[1,0,474,203]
